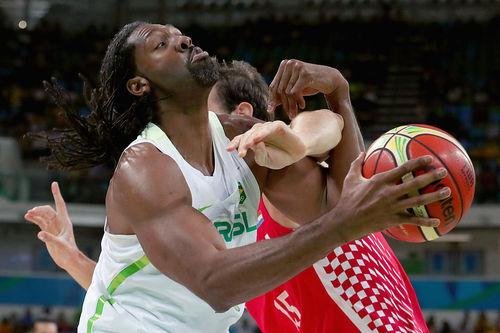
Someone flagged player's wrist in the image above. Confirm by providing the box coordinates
[60,246,85,272]
[324,70,349,101]
[325,204,366,246]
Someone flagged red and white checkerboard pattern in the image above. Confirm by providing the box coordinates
[314,233,425,333]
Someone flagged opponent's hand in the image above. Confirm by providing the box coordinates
[25,182,79,271]
[268,60,348,118]
[227,121,307,169]
[332,153,451,242]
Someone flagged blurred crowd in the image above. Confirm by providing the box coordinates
[0,308,74,333]
[0,307,262,333]
[427,312,500,333]
[1,308,500,333]
[0,15,498,203]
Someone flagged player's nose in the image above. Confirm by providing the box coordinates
[176,35,192,52]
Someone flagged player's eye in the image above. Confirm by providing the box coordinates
[156,41,166,49]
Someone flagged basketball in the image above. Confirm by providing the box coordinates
[362,124,476,242]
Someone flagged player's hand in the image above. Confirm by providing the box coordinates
[268,60,348,118]
[332,153,451,242]
[227,121,307,169]
[25,182,79,271]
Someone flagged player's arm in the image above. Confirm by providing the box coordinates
[289,109,344,160]
[226,109,343,170]
[323,69,364,190]
[25,182,96,289]
[268,60,363,190]
[225,111,342,222]
[109,143,449,312]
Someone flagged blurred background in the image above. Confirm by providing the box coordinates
[0,0,499,332]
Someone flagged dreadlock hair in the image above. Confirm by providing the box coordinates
[34,21,156,170]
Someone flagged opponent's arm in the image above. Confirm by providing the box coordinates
[323,70,364,190]
[268,60,364,189]
[25,182,96,289]
[110,144,449,312]
[226,109,343,170]
[289,109,344,159]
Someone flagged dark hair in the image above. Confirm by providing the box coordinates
[216,60,270,121]
[35,21,156,170]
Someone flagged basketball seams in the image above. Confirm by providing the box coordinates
[384,227,406,241]
[404,139,441,239]
[366,125,469,242]
[369,126,430,242]
[404,124,474,173]
[397,132,465,224]
[394,134,435,242]
[413,133,474,169]
[372,125,409,177]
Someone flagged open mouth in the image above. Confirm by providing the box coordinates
[190,46,209,63]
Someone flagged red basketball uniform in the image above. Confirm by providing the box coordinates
[246,200,428,333]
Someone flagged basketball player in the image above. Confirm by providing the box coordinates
[30,59,430,333]
[27,22,449,333]
[25,60,275,291]
[210,60,429,332]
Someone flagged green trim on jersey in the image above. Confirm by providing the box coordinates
[87,255,150,333]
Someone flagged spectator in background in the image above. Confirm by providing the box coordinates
[54,313,71,333]
[0,318,13,333]
[474,312,493,333]
[19,309,33,332]
[32,317,57,333]
[427,315,437,333]
[440,320,455,333]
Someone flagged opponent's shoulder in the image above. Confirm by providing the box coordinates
[216,113,264,140]
[110,142,191,213]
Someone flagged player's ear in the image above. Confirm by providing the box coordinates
[127,76,151,96]
[233,102,254,117]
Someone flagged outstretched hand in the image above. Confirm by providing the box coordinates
[332,153,451,242]
[25,182,78,271]
[227,121,307,170]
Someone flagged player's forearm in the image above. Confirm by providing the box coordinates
[290,109,344,158]
[325,85,365,189]
[200,210,344,312]
[63,249,96,289]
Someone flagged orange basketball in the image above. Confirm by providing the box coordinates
[362,124,475,242]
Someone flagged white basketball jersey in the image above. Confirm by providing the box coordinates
[78,112,261,333]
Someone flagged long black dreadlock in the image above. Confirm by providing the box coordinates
[33,21,156,170]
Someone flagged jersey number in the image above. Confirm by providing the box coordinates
[274,290,302,330]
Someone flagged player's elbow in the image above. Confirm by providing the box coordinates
[199,288,233,313]
[197,272,238,313]
[208,299,232,313]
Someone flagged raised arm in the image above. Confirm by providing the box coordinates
[25,182,96,289]
[323,69,364,190]
[268,59,364,190]
[108,143,449,312]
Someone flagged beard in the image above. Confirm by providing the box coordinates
[187,56,220,87]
